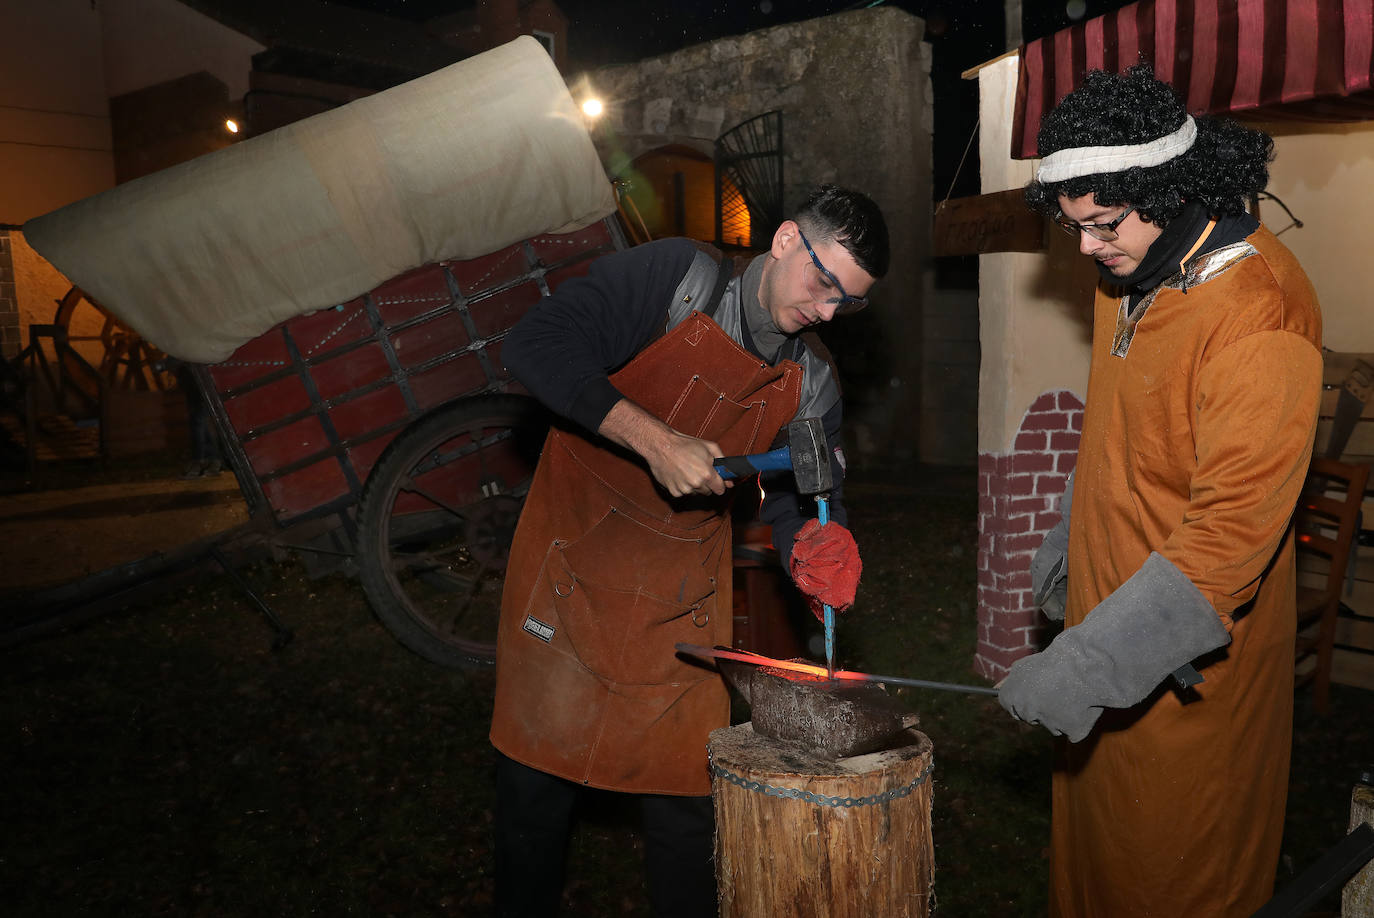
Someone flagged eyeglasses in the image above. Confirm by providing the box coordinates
[1055,204,1136,242]
[798,228,869,315]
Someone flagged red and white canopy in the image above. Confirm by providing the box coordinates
[1012,0,1374,159]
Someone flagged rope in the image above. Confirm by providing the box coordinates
[940,116,981,207]
[709,756,933,809]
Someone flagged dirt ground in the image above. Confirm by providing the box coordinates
[0,462,1369,915]
[0,471,249,593]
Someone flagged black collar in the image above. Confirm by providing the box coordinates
[1104,203,1260,299]
[1100,201,1212,292]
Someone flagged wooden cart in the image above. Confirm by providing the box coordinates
[195,216,625,668]
[15,37,632,667]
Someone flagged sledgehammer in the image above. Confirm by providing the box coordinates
[714,418,840,678]
[712,417,833,494]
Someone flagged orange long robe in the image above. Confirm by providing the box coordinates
[1051,226,1323,917]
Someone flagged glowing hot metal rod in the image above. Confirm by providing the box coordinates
[676,643,1001,696]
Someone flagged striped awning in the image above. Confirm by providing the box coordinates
[1012,0,1374,159]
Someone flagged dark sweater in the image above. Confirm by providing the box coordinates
[502,238,848,564]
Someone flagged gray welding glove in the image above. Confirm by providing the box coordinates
[998,551,1230,742]
[1029,473,1073,621]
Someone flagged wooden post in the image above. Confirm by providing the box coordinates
[709,722,934,917]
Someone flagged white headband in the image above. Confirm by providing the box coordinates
[1036,115,1197,183]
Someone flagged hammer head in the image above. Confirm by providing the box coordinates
[787,418,832,495]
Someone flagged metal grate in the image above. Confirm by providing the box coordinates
[715,111,783,249]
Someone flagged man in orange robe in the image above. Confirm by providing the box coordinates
[999,66,1323,916]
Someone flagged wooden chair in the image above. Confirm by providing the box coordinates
[1293,457,1370,715]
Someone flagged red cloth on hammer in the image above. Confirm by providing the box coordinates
[789,519,861,620]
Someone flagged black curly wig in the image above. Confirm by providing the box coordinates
[1024,65,1274,228]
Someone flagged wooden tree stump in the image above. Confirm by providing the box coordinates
[709,722,934,917]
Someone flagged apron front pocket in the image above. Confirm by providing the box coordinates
[666,376,767,452]
[548,508,724,685]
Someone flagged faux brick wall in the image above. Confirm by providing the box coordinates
[0,230,18,359]
[974,390,1084,680]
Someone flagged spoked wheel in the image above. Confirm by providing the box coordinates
[54,286,173,391]
[355,394,550,668]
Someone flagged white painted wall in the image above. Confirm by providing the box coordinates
[1,0,262,336]
[0,0,115,222]
[1261,120,1374,352]
[975,56,1095,455]
[101,0,264,101]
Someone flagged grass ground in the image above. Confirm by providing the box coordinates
[1,461,1370,915]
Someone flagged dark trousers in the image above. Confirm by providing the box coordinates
[494,753,717,918]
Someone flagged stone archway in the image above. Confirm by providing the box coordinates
[620,144,751,247]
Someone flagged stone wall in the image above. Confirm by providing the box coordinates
[579,6,933,464]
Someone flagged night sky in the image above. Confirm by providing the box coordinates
[321,0,1139,200]
[323,0,1128,68]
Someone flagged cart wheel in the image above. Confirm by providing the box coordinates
[355,394,550,669]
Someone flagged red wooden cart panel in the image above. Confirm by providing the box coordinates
[204,218,621,526]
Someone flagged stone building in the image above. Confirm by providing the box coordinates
[2,1,957,467]
[577,6,936,464]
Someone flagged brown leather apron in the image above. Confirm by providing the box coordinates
[490,311,803,795]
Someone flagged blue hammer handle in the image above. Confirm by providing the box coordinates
[712,446,793,479]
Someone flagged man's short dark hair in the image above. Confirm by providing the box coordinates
[795,184,890,279]
[1024,65,1273,228]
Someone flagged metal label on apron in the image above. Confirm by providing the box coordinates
[521,614,555,643]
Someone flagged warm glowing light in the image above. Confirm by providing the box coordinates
[720,176,752,246]
[690,645,861,682]
[225,119,240,134]
[581,98,603,118]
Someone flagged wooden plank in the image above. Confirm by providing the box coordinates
[1319,387,1374,420]
[1296,546,1373,580]
[1334,614,1374,652]
[1351,552,1374,585]
[1331,647,1374,691]
[1318,353,1374,462]
[1298,569,1374,611]
[1314,419,1374,457]
[1322,351,1374,386]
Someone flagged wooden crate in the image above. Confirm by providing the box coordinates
[1313,351,1374,690]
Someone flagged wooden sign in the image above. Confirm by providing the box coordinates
[933,188,1045,256]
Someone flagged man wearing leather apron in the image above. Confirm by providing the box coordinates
[490,185,889,917]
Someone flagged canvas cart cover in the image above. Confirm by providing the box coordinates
[23,36,615,365]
